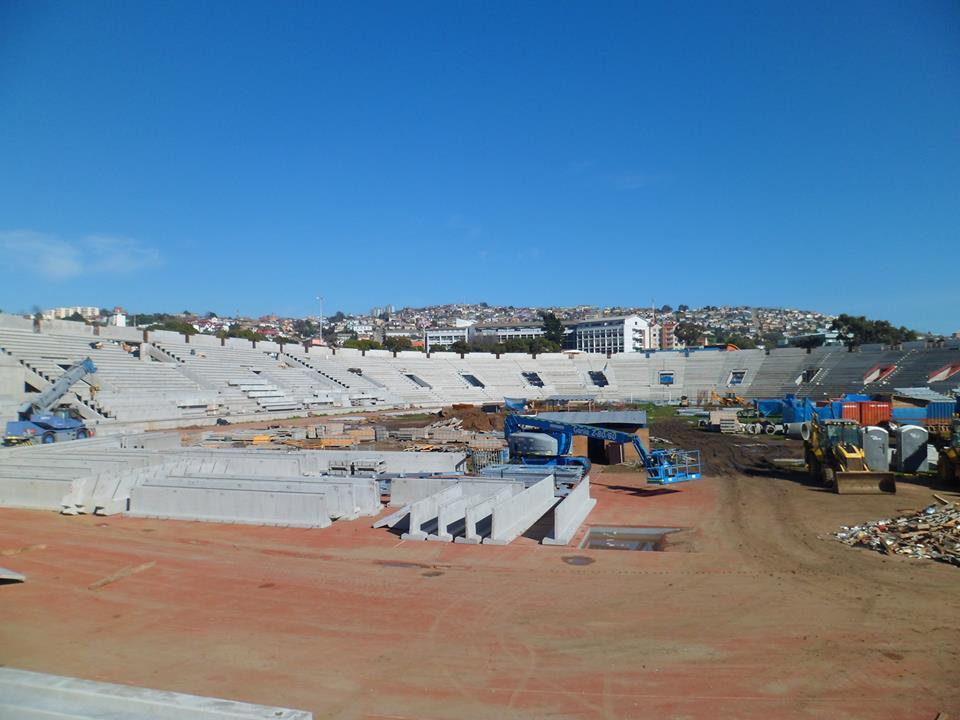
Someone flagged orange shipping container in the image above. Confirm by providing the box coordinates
[858,401,891,427]
[842,402,860,423]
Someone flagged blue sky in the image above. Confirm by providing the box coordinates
[1,1,957,331]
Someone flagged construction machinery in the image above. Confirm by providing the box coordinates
[933,419,960,484]
[801,418,896,494]
[4,358,97,446]
[503,414,701,484]
[709,390,749,408]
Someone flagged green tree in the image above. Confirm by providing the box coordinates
[720,334,757,349]
[148,319,198,335]
[450,339,471,354]
[384,336,414,352]
[831,314,917,349]
[342,338,382,351]
[215,324,265,342]
[541,312,566,345]
[791,334,826,350]
[529,338,560,354]
[65,312,86,323]
[674,321,704,346]
[503,338,531,353]
[293,319,317,338]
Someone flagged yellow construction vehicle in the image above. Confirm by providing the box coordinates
[802,418,896,494]
[935,420,960,484]
[709,390,748,408]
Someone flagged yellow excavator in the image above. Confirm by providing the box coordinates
[802,418,896,494]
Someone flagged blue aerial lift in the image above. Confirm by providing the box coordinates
[503,414,702,484]
[4,358,98,446]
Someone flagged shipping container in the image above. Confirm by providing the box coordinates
[891,407,926,426]
[926,401,956,421]
[858,401,891,427]
[842,402,860,423]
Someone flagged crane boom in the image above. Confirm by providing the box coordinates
[503,414,701,484]
[18,358,97,419]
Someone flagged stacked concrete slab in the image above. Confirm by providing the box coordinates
[0,434,471,529]
[0,667,313,719]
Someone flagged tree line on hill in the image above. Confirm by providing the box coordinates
[675,314,919,350]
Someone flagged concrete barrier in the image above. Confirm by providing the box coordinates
[543,478,596,546]
[428,486,512,543]
[0,667,313,719]
[389,476,515,506]
[484,476,557,545]
[454,487,514,545]
[401,486,463,541]
[129,482,334,528]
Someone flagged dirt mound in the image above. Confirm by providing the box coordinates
[441,405,504,432]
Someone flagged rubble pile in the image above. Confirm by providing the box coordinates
[835,497,960,566]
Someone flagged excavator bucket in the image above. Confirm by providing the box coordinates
[834,471,896,495]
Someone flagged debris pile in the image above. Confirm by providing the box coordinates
[835,496,960,566]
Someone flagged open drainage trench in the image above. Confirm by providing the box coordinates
[581,526,684,551]
[558,526,686,565]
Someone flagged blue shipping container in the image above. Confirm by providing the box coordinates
[892,407,926,426]
[926,401,956,421]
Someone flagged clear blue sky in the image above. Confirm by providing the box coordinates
[1,1,957,331]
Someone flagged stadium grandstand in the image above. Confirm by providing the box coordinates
[1,313,958,429]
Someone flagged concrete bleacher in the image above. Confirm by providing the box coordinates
[0,328,214,421]
[3,316,958,425]
[742,348,811,398]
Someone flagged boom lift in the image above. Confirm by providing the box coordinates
[802,418,895,494]
[503,414,701,484]
[4,358,98,446]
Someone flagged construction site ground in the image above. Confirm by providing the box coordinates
[2,419,959,719]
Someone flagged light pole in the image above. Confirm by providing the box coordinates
[316,295,324,345]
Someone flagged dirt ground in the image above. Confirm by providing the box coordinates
[2,419,959,719]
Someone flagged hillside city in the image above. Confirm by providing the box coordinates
[30,302,855,351]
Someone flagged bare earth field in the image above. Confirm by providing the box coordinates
[2,420,959,719]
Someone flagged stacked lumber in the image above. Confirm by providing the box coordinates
[835,496,960,566]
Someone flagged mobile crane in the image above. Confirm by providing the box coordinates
[503,414,701,484]
[4,358,98,446]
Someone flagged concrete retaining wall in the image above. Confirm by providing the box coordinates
[148,329,188,344]
[129,482,334,527]
[401,486,463,540]
[543,478,596,546]
[99,325,143,341]
[314,450,466,478]
[455,488,513,545]
[189,333,222,347]
[389,476,516,506]
[0,313,34,331]
[484,476,557,545]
